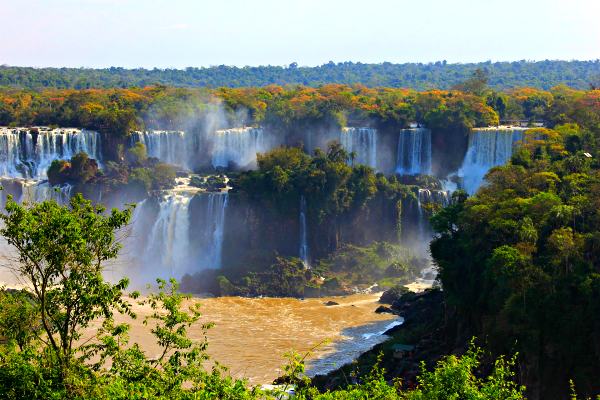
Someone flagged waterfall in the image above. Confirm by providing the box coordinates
[130,186,229,280]
[396,128,432,175]
[458,127,527,195]
[195,193,229,269]
[413,188,451,253]
[19,180,72,204]
[211,127,265,169]
[130,130,193,170]
[144,192,193,278]
[299,195,310,268]
[340,127,377,169]
[0,127,101,179]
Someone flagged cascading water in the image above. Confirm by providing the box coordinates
[0,127,101,179]
[195,193,229,270]
[458,127,527,194]
[128,177,229,281]
[0,178,73,209]
[413,188,452,250]
[396,128,432,175]
[144,192,193,278]
[19,180,73,204]
[211,127,265,169]
[299,195,310,268]
[130,130,194,170]
[340,127,377,169]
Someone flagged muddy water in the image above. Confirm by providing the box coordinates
[115,293,398,385]
[1,263,400,385]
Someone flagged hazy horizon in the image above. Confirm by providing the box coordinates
[2,0,599,69]
[3,58,600,71]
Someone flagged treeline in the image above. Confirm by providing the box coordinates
[2,60,600,90]
[1,83,599,141]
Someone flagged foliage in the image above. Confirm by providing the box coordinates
[47,152,99,185]
[317,242,423,289]
[295,345,525,399]
[0,194,132,383]
[1,60,600,90]
[430,118,600,397]
[0,197,259,399]
[0,289,39,350]
[218,257,311,297]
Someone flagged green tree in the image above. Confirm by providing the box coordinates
[0,194,132,384]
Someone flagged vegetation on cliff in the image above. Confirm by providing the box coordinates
[47,143,177,199]
[430,123,600,397]
[3,81,597,138]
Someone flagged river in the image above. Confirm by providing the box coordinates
[115,292,399,385]
[2,259,403,386]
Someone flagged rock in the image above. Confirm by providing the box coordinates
[379,285,409,304]
[375,305,393,314]
[324,301,339,306]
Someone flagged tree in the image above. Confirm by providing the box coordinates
[0,289,39,350]
[453,68,490,96]
[126,141,148,166]
[0,194,132,383]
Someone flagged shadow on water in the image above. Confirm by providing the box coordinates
[306,316,404,377]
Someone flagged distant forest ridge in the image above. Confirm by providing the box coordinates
[2,60,600,90]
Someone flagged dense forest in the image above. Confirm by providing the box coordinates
[2,60,600,90]
[430,124,600,398]
[2,80,596,141]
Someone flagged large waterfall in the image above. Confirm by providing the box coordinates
[340,127,377,169]
[299,195,310,267]
[144,193,193,278]
[129,178,229,281]
[458,127,527,194]
[0,127,101,179]
[211,127,265,169]
[395,128,432,176]
[130,130,194,170]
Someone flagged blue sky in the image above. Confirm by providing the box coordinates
[2,0,599,68]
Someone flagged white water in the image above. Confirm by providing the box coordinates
[412,188,452,254]
[0,178,73,209]
[211,127,266,169]
[458,127,527,194]
[196,193,229,269]
[299,195,310,267]
[128,177,229,281]
[144,192,193,278]
[130,130,194,170]
[396,128,432,175]
[0,127,101,179]
[19,180,72,204]
[340,127,377,169]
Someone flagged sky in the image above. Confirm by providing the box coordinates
[1,0,599,68]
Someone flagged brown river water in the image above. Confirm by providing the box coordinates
[1,255,403,385]
[114,293,401,385]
